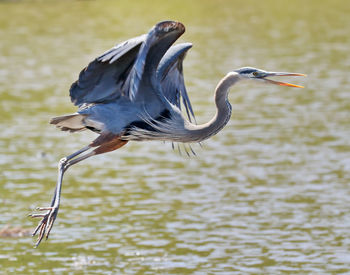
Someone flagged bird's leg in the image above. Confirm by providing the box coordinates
[30,134,128,247]
[30,145,96,247]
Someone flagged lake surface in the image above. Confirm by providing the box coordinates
[1,0,349,273]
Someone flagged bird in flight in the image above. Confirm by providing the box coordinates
[30,20,305,247]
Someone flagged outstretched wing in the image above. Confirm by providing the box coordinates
[69,35,146,106]
[157,43,195,122]
[69,21,186,107]
[124,21,185,102]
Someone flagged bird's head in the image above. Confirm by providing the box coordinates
[234,67,306,88]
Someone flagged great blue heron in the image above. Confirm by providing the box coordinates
[30,21,305,247]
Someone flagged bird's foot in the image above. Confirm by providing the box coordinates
[29,206,59,247]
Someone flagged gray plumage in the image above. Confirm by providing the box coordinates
[30,20,305,247]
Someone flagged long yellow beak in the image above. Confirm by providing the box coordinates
[264,72,306,88]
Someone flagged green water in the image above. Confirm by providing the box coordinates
[1,0,349,273]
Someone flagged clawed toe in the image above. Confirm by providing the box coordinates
[30,206,59,247]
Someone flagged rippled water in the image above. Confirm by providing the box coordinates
[1,0,350,273]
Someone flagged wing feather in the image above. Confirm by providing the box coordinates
[124,21,185,101]
[98,34,147,63]
[69,21,186,106]
[157,43,195,122]
[69,35,146,106]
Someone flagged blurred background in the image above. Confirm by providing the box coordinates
[0,0,349,273]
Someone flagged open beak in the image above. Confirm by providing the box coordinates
[263,72,306,88]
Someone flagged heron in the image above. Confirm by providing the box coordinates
[30,20,305,247]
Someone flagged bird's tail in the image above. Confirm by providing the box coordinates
[50,114,87,132]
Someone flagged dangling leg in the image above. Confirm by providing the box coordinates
[30,134,128,247]
[30,145,96,247]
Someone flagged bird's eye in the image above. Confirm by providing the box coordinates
[253,71,259,77]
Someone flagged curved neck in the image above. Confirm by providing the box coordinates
[184,72,240,142]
